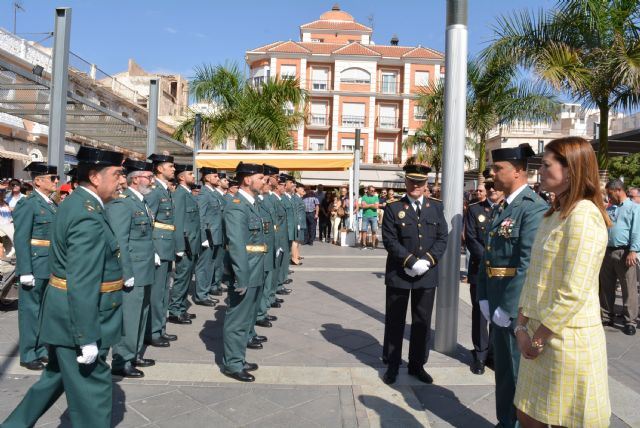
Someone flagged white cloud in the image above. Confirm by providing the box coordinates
[164,27,178,34]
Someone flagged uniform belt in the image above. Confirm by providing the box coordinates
[49,275,123,293]
[486,267,516,278]
[246,244,268,253]
[30,239,50,247]
[154,222,175,231]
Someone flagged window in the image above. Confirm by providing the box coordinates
[283,101,294,116]
[281,65,296,80]
[309,137,325,151]
[310,102,328,125]
[342,103,366,127]
[415,71,430,87]
[311,38,324,43]
[378,139,396,162]
[340,68,371,84]
[121,111,129,118]
[379,105,397,128]
[414,106,427,120]
[170,81,178,98]
[311,68,329,90]
[251,67,269,87]
[381,72,397,94]
[341,137,364,152]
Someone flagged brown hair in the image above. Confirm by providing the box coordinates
[543,137,611,227]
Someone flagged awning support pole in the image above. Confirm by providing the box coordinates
[146,79,159,157]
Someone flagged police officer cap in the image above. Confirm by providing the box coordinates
[263,164,280,176]
[66,167,78,178]
[77,146,124,167]
[218,172,227,179]
[235,162,263,177]
[228,178,239,187]
[403,164,431,182]
[491,143,535,162]
[200,167,218,176]
[147,153,174,164]
[23,162,57,175]
[279,173,295,182]
[123,159,153,174]
[174,164,193,175]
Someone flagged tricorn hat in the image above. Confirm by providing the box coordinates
[77,146,124,167]
[23,162,57,176]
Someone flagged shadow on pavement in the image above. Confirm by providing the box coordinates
[411,384,494,427]
[320,323,389,369]
[198,305,226,365]
[357,394,423,427]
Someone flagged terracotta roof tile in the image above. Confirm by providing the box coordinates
[332,42,380,56]
[298,42,344,55]
[248,41,285,53]
[300,20,372,32]
[319,10,355,21]
[268,41,311,54]
[402,46,444,59]
[370,45,414,57]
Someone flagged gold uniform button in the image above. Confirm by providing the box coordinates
[418,224,422,227]
[419,246,423,250]
[419,234,423,238]
[486,261,490,266]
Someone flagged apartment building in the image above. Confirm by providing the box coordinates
[245,4,445,164]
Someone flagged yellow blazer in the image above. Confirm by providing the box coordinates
[520,200,608,333]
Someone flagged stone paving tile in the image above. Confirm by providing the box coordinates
[244,409,320,428]
[290,393,343,426]
[179,385,250,406]
[411,384,496,427]
[210,392,283,425]
[128,390,202,423]
[260,386,338,408]
[155,406,236,428]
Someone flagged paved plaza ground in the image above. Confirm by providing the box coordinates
[0,242,639,427]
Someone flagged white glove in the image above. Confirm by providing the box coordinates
[235,287,247,295]
[20,274,35,287]
[276,248,283,257]
[124,277,134,288]
[492,306,512,327]
[403,267,417,277]
[154,253,161,266]
[76,342,99,365]
[297,225,301,230]
[412,259,431,276]
[176,252,185,258]
[479,300,490,321]
[202,240,210,248]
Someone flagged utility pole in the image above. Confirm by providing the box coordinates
[434,0,468,354]
[13,2,25,34]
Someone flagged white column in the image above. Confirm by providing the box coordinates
[403,63,411,94]
[299,58,307,91]
[269,57,277,79]
[434,64,441,82]
[368,96,376,163]
[332,95,340,149]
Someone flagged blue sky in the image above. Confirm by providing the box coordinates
[1,0,556,79]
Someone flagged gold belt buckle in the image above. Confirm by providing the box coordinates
[30,239,50,247]
[246,244,268,253]
[154,222,175,231]
[49,275,124,293]
[487,267,516,278]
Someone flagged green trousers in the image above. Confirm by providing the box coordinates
[211,245,225,293]
[112,285,150,369]
[2,346,112,428]
[276,241,292,290]
[223,286,261,373]
[492,325,520,428]
[194,245,214,302]
[147,261,171,341]
[256,270,275,321]
[168,254,197,317]
[18,278,48,363]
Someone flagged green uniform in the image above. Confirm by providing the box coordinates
[144,181,175,340]
[477,186,546,428]
[222,191,266,373]
[106,188,155,370]
[293,193,307,242]
[269,194,288,305]
[255,193,277,324]
[168,184,201,316]
[13,190,55,364]
[194,184,223,302]
[278,193,295,288]
[3,187,123,428]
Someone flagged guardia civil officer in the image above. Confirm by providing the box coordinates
[276,174,295,295]
[381,164,448,385]
[194,167,223,306]
[222,163,266,382]
[167,164,201,323]
[145,154,178,347]
[210,171,229,297]
[3,147,125,428]
[477,144,547,428]
[13,162,58,371]
[108,159,156,378]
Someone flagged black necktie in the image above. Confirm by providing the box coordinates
[415,200,421,218]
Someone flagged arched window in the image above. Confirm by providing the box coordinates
[340,68,371,84]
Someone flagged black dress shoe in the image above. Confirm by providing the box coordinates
[603,319,615,327]
[112,364,144,378]
[167,314,192,325]
[275,298,284,303]
[186,312,196,319]
[254,335,268,343]
[383,367,398,385]
[39,356,49,364]
[271,302,282,308]
[288,270,294,274]
[276,288,291,295]
[243,362,259,371]
[20,360,45,371]
[194,299,215,307]
[284,279,293,285]
[211,289,223,296]
[623,325,636,336]
[209,298,220,304]
[470,359,485,375]
[223,369,255,382]
[408,367,433,384]
[266,315,278,321]
[485,356,494,370]
[162,333,178,341]
[256,319,272,328]
[247,339,263,350]
[133,357,155,367]
[147,337,170,347]
[289,260,302,266]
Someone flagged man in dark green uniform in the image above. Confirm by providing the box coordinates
[477,144,547,428]
[168,164,201,323]
[222,163,266,382]
[13,162,58,371]
[108,159,156,378]
[277,174,295,295]
[145,154,178,347]
[267,175,288,310]
[208,171,228,297]
[194,167,222,306]
[2,146,124,428]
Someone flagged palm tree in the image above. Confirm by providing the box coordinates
[466,57,560,181]
[174,63,307,150]
[484,0,640,171]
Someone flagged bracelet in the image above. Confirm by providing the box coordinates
[513,324,528,335]
[531,337,545,349]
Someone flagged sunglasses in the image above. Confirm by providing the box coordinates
[37,175,59,182]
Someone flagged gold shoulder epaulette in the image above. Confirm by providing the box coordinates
[118,193,128,198]
[233,199,241,204]
[84,201,96,212]
[429,197,442,202]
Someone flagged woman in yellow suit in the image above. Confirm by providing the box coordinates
[514,136,611,428]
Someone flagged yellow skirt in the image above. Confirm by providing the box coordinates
[514,320,610,428]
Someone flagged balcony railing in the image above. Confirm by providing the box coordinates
[371,153,399,164]
[341,115,366,127]
[310,80,331,91]
[377,116,399,129]
[379,81,398,94]
[309,113,329,126]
